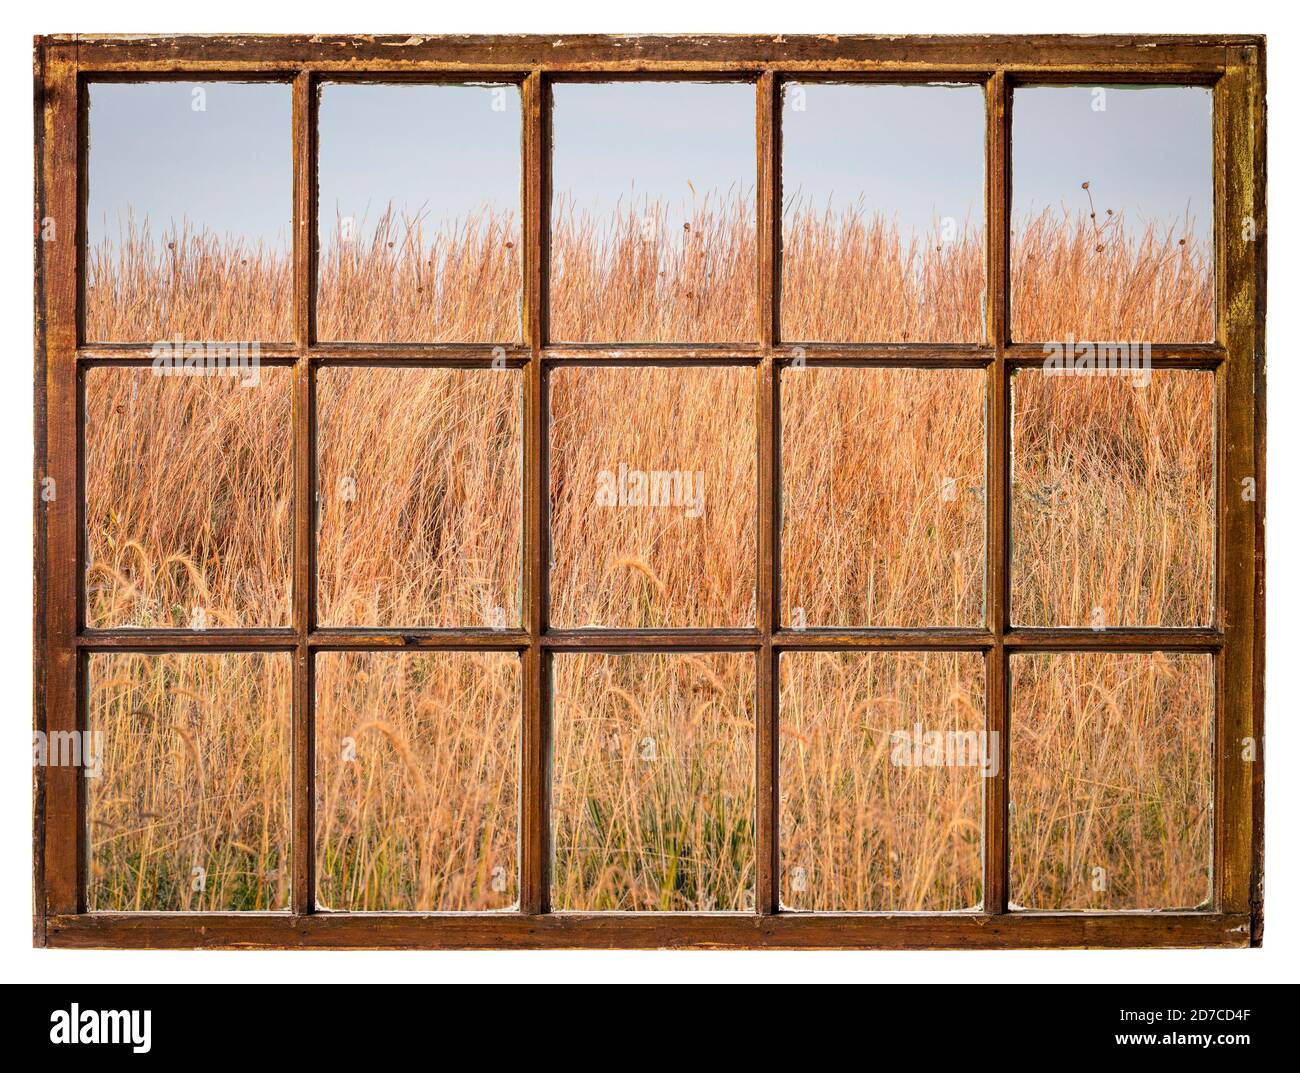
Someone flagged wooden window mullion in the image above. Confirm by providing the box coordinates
[290,69,316,916]
[984,70,1011,914]
[755,69,780,915]
[522,69,549,915]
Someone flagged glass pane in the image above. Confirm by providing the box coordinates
[1011,369,1214,627]
[87,652,291,911]
[1010,652,1213,910]
[86,81,292,341]
[780,651,985,911]
[549,82,756,342]
[316,83,522,342]
[551,652,755,911]
[549,365,756,628]
[782,367,985,627]
[316,367,523,628]
[1011,85,1213,341]
[781,83,985,342]
[315,651,521,911]
[85,366,293,629]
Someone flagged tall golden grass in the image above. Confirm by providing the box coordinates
[1010,652,1213,910]
[780,651,985,911]
[1012,209,1213,341]
[85,367,293,630]
[550,193,756,342]
[549,364,756,628]
[315,651,520,911]
[86,218,293,342]
[87,201,1212,344]
[316,367,523,628]
[85,200,1214,912]
[782,208,984,342]
[782,367,986,628]
[89,652,290,911]
[1013,369,1214,627]
[317,208,521,343]
[552,652,755,911]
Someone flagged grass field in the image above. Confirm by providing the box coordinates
[85,201,1214,911]
[1010,652,1213,910]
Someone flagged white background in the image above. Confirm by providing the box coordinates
[1,0,1293,986]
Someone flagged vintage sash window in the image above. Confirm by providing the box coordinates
[34,34,1264,949]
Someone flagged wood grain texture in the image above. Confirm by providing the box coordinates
[755,72,779,915]
[46,910,1252,950]
[984,71,1011,914]
[522,70,548,915]
[39,48,82,921]
[1216,52,1264,926]
[53,34,1251,72]
[32,39,49,946]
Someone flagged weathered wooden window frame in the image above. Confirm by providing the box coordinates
[33,33,1266,950]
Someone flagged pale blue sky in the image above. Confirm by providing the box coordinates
[1013,85,1212,243]
[782,83,985,238]
[88,82,293,253]
[551,81,755,222]
[87,80,1214,252]
[318,82,521,240]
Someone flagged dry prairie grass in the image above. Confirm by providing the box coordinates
[1012,209,1213,342]
[315,651,520,911]
[1012,370,1214,627]
[88,652,290,911]
[316,367,523,627]
[780,651,985,911]
[316,208,522,343]
[86,219,293,342]
[549,364,756,628]
[552,652,755,911]
[85,202,1215,912]
[85,367,293,630]
[550,193,756,342]
[782,367,986,627]
[782,209,985,342]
